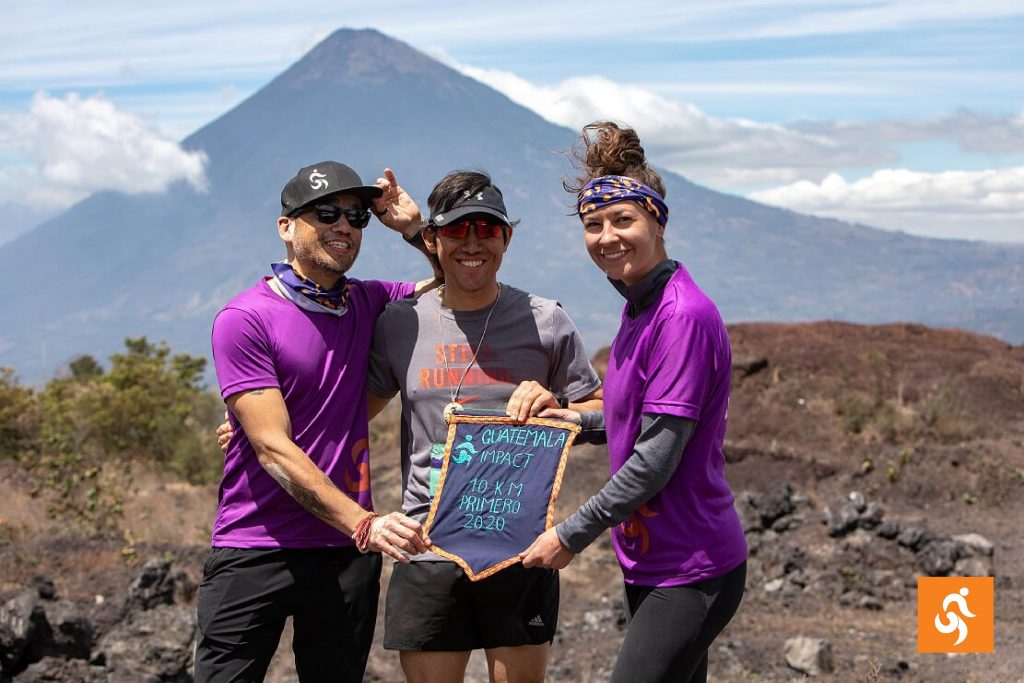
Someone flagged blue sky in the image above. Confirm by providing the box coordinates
[2,0,1023,242]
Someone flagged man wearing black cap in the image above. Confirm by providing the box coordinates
[198,161,435,683]
[367,171,602,682]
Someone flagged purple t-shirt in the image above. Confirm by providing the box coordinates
[210,277,414,548]
[604,263,747,586]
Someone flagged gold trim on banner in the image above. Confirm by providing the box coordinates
[424,414,581,581]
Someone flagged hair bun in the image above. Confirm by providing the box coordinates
[566,121,666,197]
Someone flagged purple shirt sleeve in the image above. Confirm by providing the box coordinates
[377,280,416,307]
[211,307,279,401]
[643,314,715,420]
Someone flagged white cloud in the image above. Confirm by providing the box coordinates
[0,92,208,209]
[441,53,892,187]
[796,109,1024,155]
[748,167,1024,242]
[442,51,1024,241]
[447,54,1024,190]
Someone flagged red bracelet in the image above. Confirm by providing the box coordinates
[354,518,370,553]
[353,513,378,553]
[354,514,374,549]
[353,517,367,548]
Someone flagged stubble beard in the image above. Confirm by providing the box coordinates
[293,239,358,281]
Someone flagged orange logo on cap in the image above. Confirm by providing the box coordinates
[917,577,993,653]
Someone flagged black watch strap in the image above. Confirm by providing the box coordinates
[551,391,569,409]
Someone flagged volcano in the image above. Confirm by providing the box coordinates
[2,28,1022,382]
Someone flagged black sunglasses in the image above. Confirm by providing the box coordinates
[305,204,371,229]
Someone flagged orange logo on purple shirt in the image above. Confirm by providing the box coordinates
[343,438,371,493]
[620,503,660,555]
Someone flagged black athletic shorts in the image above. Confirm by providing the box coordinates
[384,560,558,651]
[194,546,381,683]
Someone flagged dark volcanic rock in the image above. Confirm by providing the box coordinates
[125,559,179,612]
[28,578,56,602]
[754,483,796,529]
[40,601,92,661]
[917,540,961,576]
[824,491,885,538]
[856,502,884,530]
[1,557,201,682]
[824,503,860,537]
[896,525,930,551]
[92,604,196,682]
[0,590,51,678]
[13,656,105,682]
[736,492,762,533]
[876,520,901,539]
[734,356,769,377]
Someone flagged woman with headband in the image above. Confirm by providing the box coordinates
[521,121,747,683]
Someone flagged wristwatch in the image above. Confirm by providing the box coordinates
[551,391,569,409]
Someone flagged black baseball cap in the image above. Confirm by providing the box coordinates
[429,186,511,226]
[280,161,383,217]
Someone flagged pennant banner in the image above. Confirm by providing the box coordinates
[424,411,580,581]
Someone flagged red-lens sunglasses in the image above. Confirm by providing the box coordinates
[436,218,506,240]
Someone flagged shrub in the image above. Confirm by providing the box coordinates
[4,338,224,533]
[0,368,41,460]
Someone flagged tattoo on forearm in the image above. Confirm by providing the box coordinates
[290,486,330,520]
[264,463,339,524]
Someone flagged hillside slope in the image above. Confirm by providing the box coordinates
[1,321,1021,680]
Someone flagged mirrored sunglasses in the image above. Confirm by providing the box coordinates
[310,204,371,229]
[437,218,506,240]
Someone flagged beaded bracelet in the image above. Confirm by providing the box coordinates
[353,513,378,553]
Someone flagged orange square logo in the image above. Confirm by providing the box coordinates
[917,577,994,653]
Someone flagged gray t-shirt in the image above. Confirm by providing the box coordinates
[368,284,601,559]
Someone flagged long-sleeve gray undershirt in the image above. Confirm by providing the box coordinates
[574,410,608,445]
[556,412,696,554]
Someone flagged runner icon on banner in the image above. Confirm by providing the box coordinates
[424,409,580,581]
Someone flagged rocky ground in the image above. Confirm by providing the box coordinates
[2,322,1022,682]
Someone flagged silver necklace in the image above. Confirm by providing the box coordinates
[438,283,502,423]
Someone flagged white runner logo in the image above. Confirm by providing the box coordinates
[309,170,329,190]
[934,587,976,646]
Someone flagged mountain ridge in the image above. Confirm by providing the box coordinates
[2,27,1021,383]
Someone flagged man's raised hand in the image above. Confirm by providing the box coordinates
[373,168,423,237]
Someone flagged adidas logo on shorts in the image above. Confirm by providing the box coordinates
[528,615,545,628]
